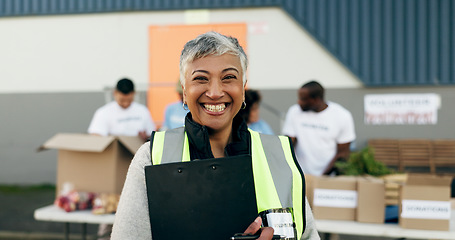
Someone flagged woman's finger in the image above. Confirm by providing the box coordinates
[243,217,274,240]
[257,227,274,240]
[243,217,262,235]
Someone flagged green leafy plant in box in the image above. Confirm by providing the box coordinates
[335,146,393,176]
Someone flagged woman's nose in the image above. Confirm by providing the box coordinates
[206,80,224,99]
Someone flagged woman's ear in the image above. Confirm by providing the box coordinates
[243,80,248,102]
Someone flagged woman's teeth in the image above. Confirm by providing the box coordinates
[204,104,226,112]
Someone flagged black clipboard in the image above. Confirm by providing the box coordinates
[145,154,258,240]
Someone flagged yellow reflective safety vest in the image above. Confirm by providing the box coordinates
[149,127,306,239]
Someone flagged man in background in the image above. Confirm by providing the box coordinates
[88,78,156,141]
[282,80,355,176]
[88,78,156,240]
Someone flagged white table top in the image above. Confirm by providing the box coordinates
[315,212,455,240]
[35,204,455,239]
[34,205,115,225]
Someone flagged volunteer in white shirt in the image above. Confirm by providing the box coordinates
[88,78,156,142]
[282,80,356,176]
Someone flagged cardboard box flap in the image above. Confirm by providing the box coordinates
[38,133,116,152]
[117,136,144,154]
[406,174,452,186]
[359,175,384,184]
[315,176,357,190]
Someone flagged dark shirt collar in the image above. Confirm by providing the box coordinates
[184,112,250,160]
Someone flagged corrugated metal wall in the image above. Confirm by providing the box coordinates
[284,0,455,86]
[1,0,454,86]
[0,0,279,14]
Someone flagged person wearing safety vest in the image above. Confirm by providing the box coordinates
[111,31,320,240]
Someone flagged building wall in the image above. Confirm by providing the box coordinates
[0,7,360,185]
[0,7,361,94]
[1,7,452,185]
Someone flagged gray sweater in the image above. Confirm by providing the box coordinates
[111,142,320,240]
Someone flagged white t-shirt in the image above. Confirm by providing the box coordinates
[282,101,356,176]
[88,101,156,137]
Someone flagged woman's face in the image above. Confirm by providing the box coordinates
[183,53,244,133]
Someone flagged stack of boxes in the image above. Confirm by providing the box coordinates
[306,174,452,230]
[382,174,407,206]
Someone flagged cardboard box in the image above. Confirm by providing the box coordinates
[357,176,385,223]
[399,174,452,231]
[311,176,357,220]
[39,133,144,196]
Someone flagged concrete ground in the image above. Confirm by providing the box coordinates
[0,185,98,240]
[0,185,420,240]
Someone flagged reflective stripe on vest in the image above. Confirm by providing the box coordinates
[151,127,190,165]
[249,130,304,239]
[150,128,305,239]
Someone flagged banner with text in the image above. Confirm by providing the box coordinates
[364,93,441,125]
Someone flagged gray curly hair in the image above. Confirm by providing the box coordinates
[179,31,248,87]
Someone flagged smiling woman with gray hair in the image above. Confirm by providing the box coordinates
[111,31,319,240]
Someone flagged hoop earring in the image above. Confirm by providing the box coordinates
[241,101,247,109]
[182,103,189,111]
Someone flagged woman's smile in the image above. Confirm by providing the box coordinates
[203,103,228,113]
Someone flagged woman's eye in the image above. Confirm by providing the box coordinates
[193,76,208,81]
[223,75,237,80]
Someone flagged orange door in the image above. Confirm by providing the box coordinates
[148,23,247,128]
